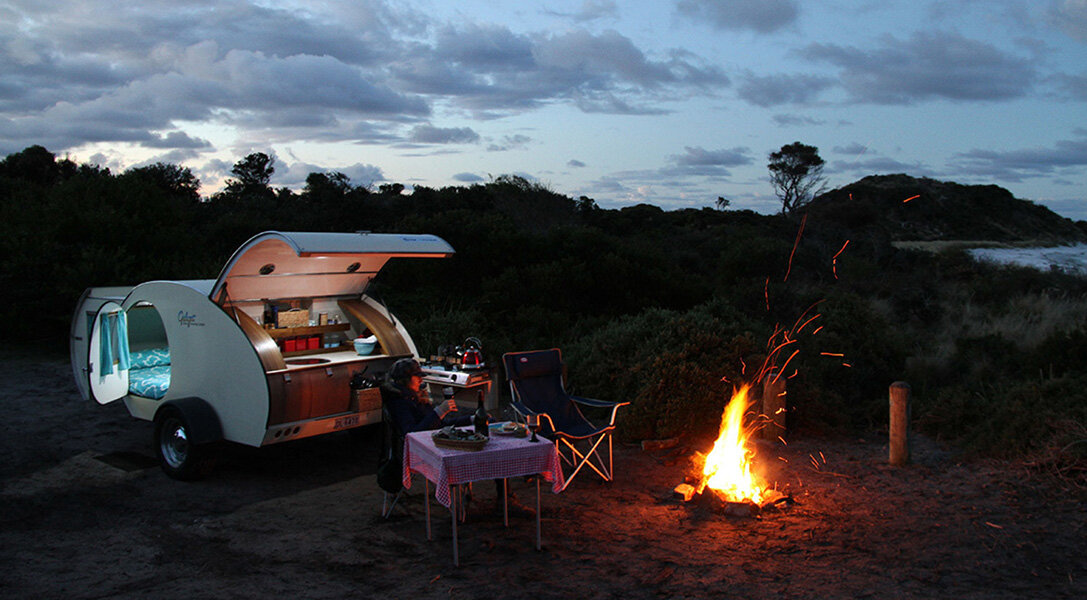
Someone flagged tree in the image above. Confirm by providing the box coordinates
[212,152,277,211]
[378,182,405,195]
[304,171,351,196]
[0,145,79,185]
[125,162,201,204]
[230,152,275,188]
[768,141,826,215]
[715,196,731,210]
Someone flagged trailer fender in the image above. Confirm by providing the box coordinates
[156,397,223,445]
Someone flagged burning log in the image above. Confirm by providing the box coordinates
[675,483,792,517]
[673,483,697,502]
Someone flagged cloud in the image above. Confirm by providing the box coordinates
[408,124,480,144]
[568,159,587,168]
[392,25,727,115]
[487,134,532,152]
[832,142,872,156]
[1,0,730,156]
[949,134,1087,182]
[141,131,211,149]
[0,1,428,153]
[210,49,429,117]
[666,146,754,176]
[1050,72,1087,101]
[676,0,799,33]
[271,160,385,189]
[1047,0,1087,42]
[737,72,835,107]
[832,157,931,177]
[772,114,826,127]
[542,0,619,23]
[453,172,484,183]
[803,31,1038,104]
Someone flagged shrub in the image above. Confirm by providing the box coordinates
[564,298,761,442]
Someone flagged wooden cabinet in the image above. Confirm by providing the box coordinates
[267,364,353,424]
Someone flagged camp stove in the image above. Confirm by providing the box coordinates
[419,365,491,387]
[420,344,496,410]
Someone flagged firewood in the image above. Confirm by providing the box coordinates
[674,483,697,502]
[642,438,680,451]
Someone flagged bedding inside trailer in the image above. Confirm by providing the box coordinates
[125,304,171,399]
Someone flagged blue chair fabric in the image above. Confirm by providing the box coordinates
[502,349,628,490]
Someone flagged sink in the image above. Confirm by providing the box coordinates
[285,357,331,366]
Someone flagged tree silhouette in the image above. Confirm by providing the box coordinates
[230,152,275,187]
[768,141,826,215]
[213,152,277,211]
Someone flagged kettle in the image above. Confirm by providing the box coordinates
[460,337,483,368]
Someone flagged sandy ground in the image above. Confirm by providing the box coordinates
[1,350,1084,599]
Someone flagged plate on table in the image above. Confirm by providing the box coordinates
[489,421,527,437]
[432,427,488,450]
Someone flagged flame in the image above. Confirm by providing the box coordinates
[699,385,766,504]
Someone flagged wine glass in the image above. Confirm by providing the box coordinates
[526,413,540,442]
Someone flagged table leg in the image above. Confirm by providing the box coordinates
[535,477,541,550]
[450,484,459,566]
[425,478,432,541]
[502,478,509,528]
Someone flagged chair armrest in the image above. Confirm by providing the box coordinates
[570,395,628,408]
[509,400,556,430]
[510,399,532,418]
[570,395,629,426]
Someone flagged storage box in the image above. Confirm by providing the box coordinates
[307,336,320,350]
[284,338,298,352]
[277,308,309,329]
[351,388,382,412]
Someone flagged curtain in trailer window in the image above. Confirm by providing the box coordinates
[99,311,131,376]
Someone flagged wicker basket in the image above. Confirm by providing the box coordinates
[432,433,487,451]
[276,308,309,329]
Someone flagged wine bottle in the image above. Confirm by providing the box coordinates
[473,390,489,437]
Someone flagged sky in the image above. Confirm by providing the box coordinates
[2,0,1087,219]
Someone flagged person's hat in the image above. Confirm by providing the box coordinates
[388,358,424,383]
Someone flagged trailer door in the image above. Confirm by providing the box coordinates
[87,301,129,405]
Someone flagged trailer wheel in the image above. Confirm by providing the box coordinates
[154,407,217,480]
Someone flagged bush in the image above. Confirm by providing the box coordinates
[919,376,1087,458]
[564,298,761,441]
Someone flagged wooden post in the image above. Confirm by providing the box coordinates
[762,370,786,441]
[889,381,911,466]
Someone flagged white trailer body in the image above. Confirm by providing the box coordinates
[69,231,453,478]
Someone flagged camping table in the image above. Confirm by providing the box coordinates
[403,426,565,565]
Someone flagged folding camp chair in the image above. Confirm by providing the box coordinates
[377,394,407,518]
[503,349,629,491]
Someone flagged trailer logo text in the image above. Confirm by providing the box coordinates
[177,311,205,328]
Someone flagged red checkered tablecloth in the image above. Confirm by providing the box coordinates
[403,427,565,508]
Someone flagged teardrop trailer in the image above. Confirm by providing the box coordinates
[69,231,454,479]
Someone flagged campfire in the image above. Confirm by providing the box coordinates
[668,213,845,516]
[674,384,789,517]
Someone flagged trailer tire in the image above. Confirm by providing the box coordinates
[153,404,219,480]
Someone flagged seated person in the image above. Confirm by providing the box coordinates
[382,358,470,435]
[379,357,533,517]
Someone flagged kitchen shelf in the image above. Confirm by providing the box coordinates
[266,323,350,339]
[282,344,353,358]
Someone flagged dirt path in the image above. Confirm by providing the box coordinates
[1,352,1083,599]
